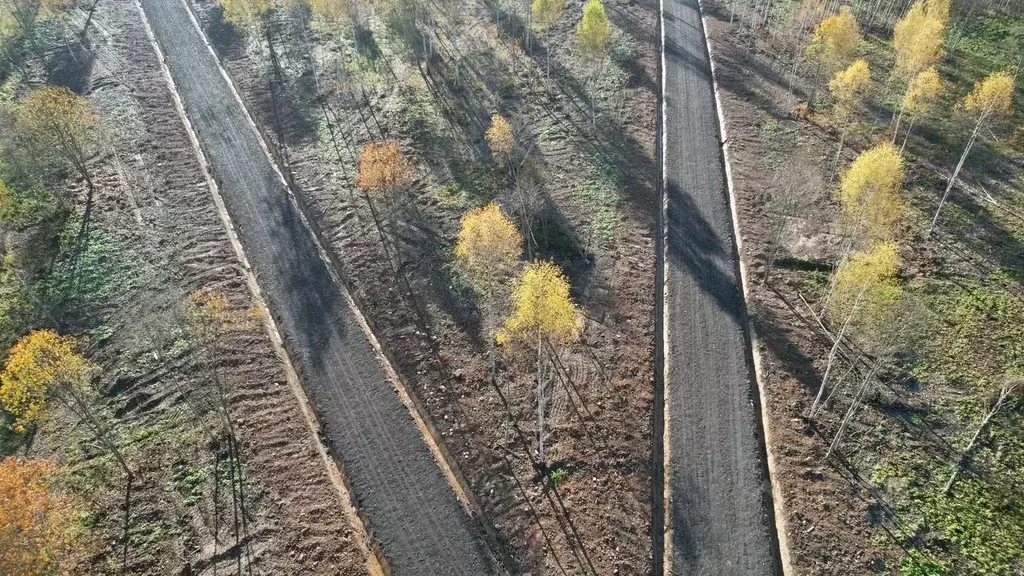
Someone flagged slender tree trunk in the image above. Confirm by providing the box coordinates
[825,359,881,459]
[930,116,984,235]
[899,117,915,153]
[809,292,862,420]
[535,328,546,464]
[943,385,1015,494]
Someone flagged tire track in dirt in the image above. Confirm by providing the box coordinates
[660,0,781,573]
[134,0,497,573]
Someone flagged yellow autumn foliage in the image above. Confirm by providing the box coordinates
[577,0,611,62]
[902,66,943,117]
[892,0,946,81]
[0,331,93,432]
[532,0,565,33]
[18,86,100,173]
[356,141,413,194]
[308,0,350,21]
[963,71,1015,119]
[0,457,82,576]
[218,0,271,27]
[485,114,515,160]
[454,203,522,302]
[808,6,860,70]
[838,142,904,242]
[183,290,259,341]
[497,260,578,345]
[830,241,901,329]
[829,58,871,124]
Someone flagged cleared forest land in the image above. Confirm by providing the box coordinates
[0,0,371,573]
[0,0,659,573]
[702,0,1024,574]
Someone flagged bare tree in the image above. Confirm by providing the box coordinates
[943,378,1023,494]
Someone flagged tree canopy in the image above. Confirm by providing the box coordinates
[356,141,413,194]
[829,241,902,333]
[903,66,943,117]
[893,0,948,81]
[218,0,271,28]
[454,203,522,303]
[808,6,860,70]
[577,0,611,62]
[838,142,904,242]
[485,114,515,160]
[962,71,1015,120]
[17,86,102,188]
[0,330,92,432]
[829,58,871,123]
[531,0,565,33]
[498,260,578,345]
[0,457,81,576]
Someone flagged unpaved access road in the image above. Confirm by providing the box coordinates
[661,0,781,573]
[135,0,494,573]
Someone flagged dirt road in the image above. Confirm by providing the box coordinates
[661,0,781,573]
[135,0,494,573]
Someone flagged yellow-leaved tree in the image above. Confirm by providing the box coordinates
[892,0,947,85]
[577,0,611,123]
[218,0,271,29]
[531,0,565,74]
[838,142,905,244]
[0,330,92,432]
[930,71,1016,234]
[485,114,515,163]
[498,260,578,463]
[828,58,871,174]
[0,330,132,566]
[454,203,523,308]
[454,203,523,383]
[356,140,414,259]
[894,66,943,151]
[891,0,947,135]
[811,241,901,421]
[309,0,351,21]
[0,457,82,576]
[807,6,860,78]
[18,86,102,199]
[357,140,413,201]
[577,0,611,65]
[818,241,903,458]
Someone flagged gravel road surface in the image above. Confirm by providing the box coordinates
[662,0,781,574]
[136,1,494,573]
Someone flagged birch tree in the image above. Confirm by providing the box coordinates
[837,142,905,245]
[943,378,1022,495]
[498,260,578,464]
[17,86,102,203]
[218,0,271,29]
[454,203,523,385]
[532,0,565,73]
[806,6,860,102]
[891,0,947,127]
[0,330,133,566]
[894,66,943,151]
[930,71,1015,234]
[577,0,611,123]
[828,58,871,176]
[0,457,81,576]
[811,242,901,420]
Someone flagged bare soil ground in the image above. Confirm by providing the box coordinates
[16,1,368,573]
[186,0,660,572]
